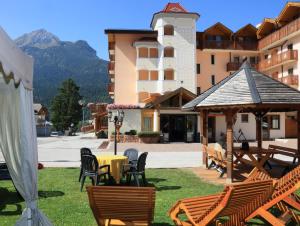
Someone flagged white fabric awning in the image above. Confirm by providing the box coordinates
[0,26,33,90]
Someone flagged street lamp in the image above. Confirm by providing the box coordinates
[78,99,86,133]
[108,110,125,155]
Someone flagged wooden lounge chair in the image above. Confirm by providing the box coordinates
[169,180,273,226]
[86,186,155,226]
[245,164,300,225]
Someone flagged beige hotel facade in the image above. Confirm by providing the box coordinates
[105,2,300,143]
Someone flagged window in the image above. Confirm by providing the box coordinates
[241,114,249,123]
[197,87,201,95]
[250,56,256,64]
[138,70,149,80]
[271,115,280,129]
[143,117,152,131]
[138,47,148,58]
[150,71,158,80]
[164,69,174,80]
[164,25,174,36]
[211,75,215,86]
[149,48,158,58]
[287,43,293,50]
[164,47,174,57]
[211,54,215,65]
[288,68,294,75]
[197,64,200,74]
[233,56,239,63]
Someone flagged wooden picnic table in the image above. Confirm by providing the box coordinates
[233,147,281,174]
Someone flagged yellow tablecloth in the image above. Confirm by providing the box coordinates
[96,155,128,184]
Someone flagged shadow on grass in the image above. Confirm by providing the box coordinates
[147,178,167,183]
[0,187,65,216]
[152,223,172,226]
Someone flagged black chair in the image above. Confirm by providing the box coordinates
[123,148,138,167]
[125,152,148,187]
[80,154,110,191]
[79,148,92,182]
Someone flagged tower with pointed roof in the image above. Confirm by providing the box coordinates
[151,3,199,94]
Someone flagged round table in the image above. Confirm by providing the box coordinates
[96,155,128,184]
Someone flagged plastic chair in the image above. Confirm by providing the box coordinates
[125,152,148,187]
[123,148,138,167]
[78,148,92,182]
[80,154,110,191]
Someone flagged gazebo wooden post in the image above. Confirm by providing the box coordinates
[256,114,262,149]
[200,110,208,167]
[225,110,234,183]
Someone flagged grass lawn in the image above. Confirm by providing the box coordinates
[1,168,296,226]
[1,168,223,226]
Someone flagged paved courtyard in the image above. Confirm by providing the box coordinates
[0,132,297,168]
[34,133,202,168]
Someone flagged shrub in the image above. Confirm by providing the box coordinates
[111,131,122,135]
[138,131,160,138]
[124,130,137,135]
[96,130,108,139]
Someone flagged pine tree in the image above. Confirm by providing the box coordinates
[51,79,82,132]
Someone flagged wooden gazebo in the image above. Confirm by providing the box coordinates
[183,61,300,183]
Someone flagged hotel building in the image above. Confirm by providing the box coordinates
[105,2,300,142]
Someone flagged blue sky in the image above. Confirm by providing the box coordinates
[0,0,290,60]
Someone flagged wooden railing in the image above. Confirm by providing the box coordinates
[258,17,300,50]
[227,62,258,71]
[108,62,115,71]
[108,83,114,93]
[258,49,298,71]
[281,74,298,86]
[108,42,115,50]
[203,40,257,51]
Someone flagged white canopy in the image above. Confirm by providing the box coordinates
[0,27,51,225]
[0,27,33,90]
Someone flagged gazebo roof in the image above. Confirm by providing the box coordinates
[183,61,300,111]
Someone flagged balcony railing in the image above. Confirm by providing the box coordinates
[108,83,114,93]
[258,49,298,71]
[203,40,233,49]
[281,74,298,86]
[108,42,115,50]
[227,62,258,71]
[258,17,300,50]
[202,40,258,51]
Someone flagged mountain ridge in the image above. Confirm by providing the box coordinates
[15,29,110,107]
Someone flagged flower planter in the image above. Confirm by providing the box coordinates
[139,136,160,143]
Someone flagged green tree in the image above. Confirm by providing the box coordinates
[51,79,82,132]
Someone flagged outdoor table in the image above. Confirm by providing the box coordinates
[96,155,128,184]
[233,147,279,174]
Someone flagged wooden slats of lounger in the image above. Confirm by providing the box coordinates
[169,180,273,226]
[245,164,300,225]
[87,186,155,226]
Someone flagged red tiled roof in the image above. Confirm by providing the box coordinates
[161,3,188,13]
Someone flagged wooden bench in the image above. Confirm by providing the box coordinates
[206,143,227,177]
[268,145,300,173]
[245,164,300,225]
[169,180,273,226]
[86,186,155,226]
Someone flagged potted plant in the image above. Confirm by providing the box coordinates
[138,131,160,143]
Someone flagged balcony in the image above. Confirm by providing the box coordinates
[108,83,114,94]
[258,50,298,71]
[234,41,257,51]
[108,42,115,55]
[281,74,298,86]
[136,58,158,70]
[108,61,115,74]
[203,40,233,50]
[258,17,300,50]
[137,80,159,93]
[227,62,258,71]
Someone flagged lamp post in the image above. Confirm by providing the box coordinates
[108,110,125,155]
[78,100,86,133]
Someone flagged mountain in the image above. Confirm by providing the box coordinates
[15,29,110,108]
